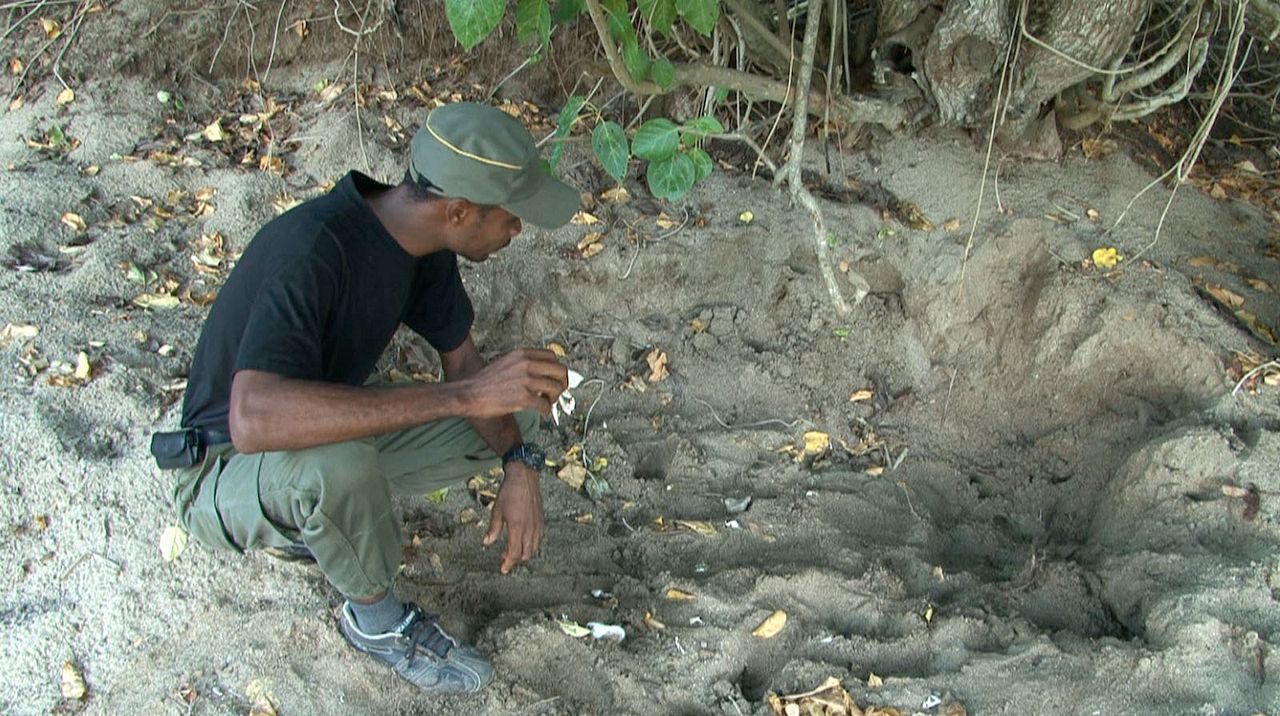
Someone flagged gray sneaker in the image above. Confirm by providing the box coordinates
[338,603,494,694]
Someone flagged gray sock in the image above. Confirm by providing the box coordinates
[348,591,408,634]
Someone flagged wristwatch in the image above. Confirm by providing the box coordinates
[501,442,546,473]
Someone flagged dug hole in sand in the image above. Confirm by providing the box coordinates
[1,12,1278,716]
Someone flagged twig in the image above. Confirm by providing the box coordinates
[708,132,778,174]
[691,397,803,431]
[262,0,288,84]
[489,55,535,100]
[580,379,608,438]
[898,481,921,520]
[940,367,958,428]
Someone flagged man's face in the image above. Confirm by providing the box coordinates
[458,205,523,262]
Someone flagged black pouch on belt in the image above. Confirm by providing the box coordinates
[150,429,203,470]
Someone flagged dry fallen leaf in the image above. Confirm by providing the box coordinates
[849,388,874,402]
[1246,278,1273,293]
[556,462,587,490]
[942,217,962,232]
[60,212,86,232]
[602,186,631,204]
[646,349,669,383]
[60,661,87,700]
[133,293,181,310]
[201,119,227,142]
[752,609,787,638]
[159,525,188,562]
[643,611,666,630]
[9,57,22,75]
[867,673,883,687]
[865,465,885,476]
[272,195,301,214]
[0,323,38,347]
[547,342,567,357]
[739,210,754,224]
[1082,138,1117,160]
[665,587,697,602]
[673,519,717,537]
[40,17,62,39]
[557,620,592,638]
[247,679,278,716]
[803,431,831,457]
[656,212,678,230]
[1205,283,1246,309]
[56,87,75,106]
[571,211,599,225]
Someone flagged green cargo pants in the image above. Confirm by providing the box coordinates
[171,412,539,599]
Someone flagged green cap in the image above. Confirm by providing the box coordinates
[409,102,580,229]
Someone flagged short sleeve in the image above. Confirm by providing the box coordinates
[234,254,338,379]
[403,251,474,352]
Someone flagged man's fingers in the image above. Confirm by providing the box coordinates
[483,508,503,546]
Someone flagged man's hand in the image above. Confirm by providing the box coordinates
[463,349,568,418]
[483,463,544,574]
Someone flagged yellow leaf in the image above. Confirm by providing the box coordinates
[848,388,874,402]
[739,210,754,224]
[201,119,227,142]
[1246,278,1273,293]
[646,349,669,383]
[942,218,961,232]
[924,604,935,623]
[1187,255,1223,268]
[656,212,678,229]
[575,513,593,524]
[9,95,23,112]
[803,431,830,457]
[557,620,591,637]
[8,57,22,75]
[56,87,75,105]
[665,587,697,601]
[643,611,666,630]
[577,232,604,250]
[1092,247,1122,269]
[159,525,188,562]
[547,342,567,357]
[60,661,87,700]
[673,519,717,537]
[867,673,883,687]
[752,609,787,638]
[272,195,301,214]
[571,211,599,225]
[60,212,86,232]
[40,17,62,39]
[865,465,885,476]
[690,318,707,333]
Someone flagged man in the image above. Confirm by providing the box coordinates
[164,102,579,694]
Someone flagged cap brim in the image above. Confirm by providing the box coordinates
[502,172,580,229]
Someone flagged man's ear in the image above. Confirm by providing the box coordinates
[444,198,477,226]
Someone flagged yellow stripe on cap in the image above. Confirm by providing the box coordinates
[426,116,522,171]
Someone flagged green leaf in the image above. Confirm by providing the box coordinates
[676,0,720,36]
[833,327,852,338]
[621,38,651,82]
[425,488,449,503]
[688,147,713,181]
[713,86,730,104]
[552,0,584,24]
[602,0,631,42]
[550,95,586,171]
[651,55,675,89]
[516,0,552,55]
[592,121,630,182]
[632,118,680,161]
[647,153,696,201]
[445,0,505,50]
[638,0,678,34]
[680,115,724,137]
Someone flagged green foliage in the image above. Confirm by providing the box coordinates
[647,153,696,201]
[638,0,678,35]
[516,0,552,57]
[550,95,586,171]
[651,55,675,89]
[593,122,630,182]
[633,118,680,161]
[444,1,726,203]
[552,0,584,23]
[676,0,720,36]
[445,0,504,50]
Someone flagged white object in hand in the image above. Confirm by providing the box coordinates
[552,369,585,425]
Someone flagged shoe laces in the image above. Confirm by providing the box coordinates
[402,607,458,665]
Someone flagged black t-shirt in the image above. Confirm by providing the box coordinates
[181,171,474,432]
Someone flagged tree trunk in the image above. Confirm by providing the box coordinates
[922,0,1009,125]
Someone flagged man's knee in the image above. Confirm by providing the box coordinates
[272,441,388,523]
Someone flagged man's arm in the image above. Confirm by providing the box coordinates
[228,347,567,453]
[440,335,547,574]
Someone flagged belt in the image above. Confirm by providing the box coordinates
[196,428,233,446]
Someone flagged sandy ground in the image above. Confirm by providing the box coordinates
[3,16,1280,716]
